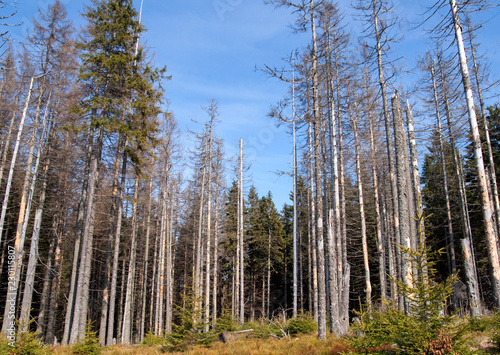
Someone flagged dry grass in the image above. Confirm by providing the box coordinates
[49,334,352,355]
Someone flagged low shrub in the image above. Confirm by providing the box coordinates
[286,314,318,335]
[71,323,101,355]
[142,331,168,347]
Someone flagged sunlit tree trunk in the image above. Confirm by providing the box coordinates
[350,98,372,306]
[0,76,34,250]
[449,0,500,307]
[121,176,140,344]
[392,94,413,313]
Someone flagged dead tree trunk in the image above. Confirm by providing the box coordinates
[392,94,413,313]
[449,0,500,307]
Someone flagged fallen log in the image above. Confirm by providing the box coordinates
[218,329,254,343]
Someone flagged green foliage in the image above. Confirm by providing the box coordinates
[349,245,467,354]
[142,331,168,347]
[243,319,281,339]
[214,309,238,332]
[0,330,51,355]
[71,322,101,355]
[286,314,318,335]
[469,312,500,352]
[162,296,218,352]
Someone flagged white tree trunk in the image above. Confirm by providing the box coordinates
[0,77,34,250]
[121,177,140,344]
[449,0,500,307]
[392,94,413,312]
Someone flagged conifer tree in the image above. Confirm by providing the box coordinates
[63,0,163,344]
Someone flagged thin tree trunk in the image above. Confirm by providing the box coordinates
[350,99,372,306]
[238,138,244,324]
[70,125,104,343]
[430,65,458,306]
[212,156,222,326]
[367,97,386,302]
[45,239,62,345]
[155,178,168,335]
[165,190,175,333]
[309,0,327,339]
[62,128,93,345]
[0,76,34,250]
[392,94,413,312]
[308,122,318,323]
[466,16,500,240]
[371,0,402,311]
[2,79,43,335]
[117,257,126,342]
[0,87,20,188]
[100,134,125,345]
[139,171,153,342]
[326,33,340,334]
[19,110,51,331]
[121,176,140,344]
[204,108,215,332]
[292,73,298,318]
[106,145,127,345]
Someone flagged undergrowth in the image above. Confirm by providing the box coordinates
[349,246,469,354]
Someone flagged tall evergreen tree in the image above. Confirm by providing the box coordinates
[63,0,163,344]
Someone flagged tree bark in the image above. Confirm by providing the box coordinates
[392,94,413,312]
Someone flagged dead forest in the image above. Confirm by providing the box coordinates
[0,0,499,348]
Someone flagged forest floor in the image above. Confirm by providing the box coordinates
[47,330,498,355]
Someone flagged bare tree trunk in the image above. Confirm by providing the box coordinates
[70,125,104,343]
[430,65,458,306]
[149,218,159,331]
[121,176,140,344]
[371,0,402,310]
[139,171,153,342]
[212,183,221,327]
[2,79,44,335]
[0,76,34,250]
[350,98,372,306]
[326,34,340,334]
[466,16,500,240]
[238,138,244,324]
[106,146,127,345]
[435,51,483,314]
[449,0,500,307]
[117,257,126,342]
[309,0,327,340]
[292,73,298,318]
[204,105,216,331]
[367,97,386,302]
[0,87,20,188]
[308,122,318,323]
[406,102,424,240]
[165,189,175,333]
[45,239,62,345]
[62,128,93,345]
[194,139,208,325]
[100,135,125,345]
[155,175,168,335]
[392,94,413,313]
[19,111,51,331]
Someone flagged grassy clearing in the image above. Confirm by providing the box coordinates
[3,312,500,354]
[48,334,350,355]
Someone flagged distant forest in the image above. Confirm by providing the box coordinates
[0,0,499,346]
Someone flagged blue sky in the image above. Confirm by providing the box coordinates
[8,0,500,209]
